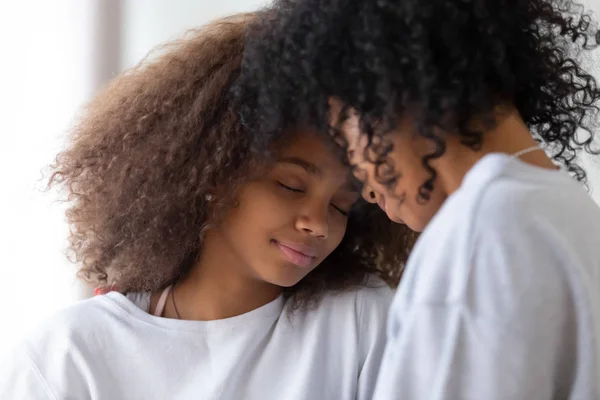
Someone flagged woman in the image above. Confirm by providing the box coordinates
[238,0,600,398]
[0,13,415,400]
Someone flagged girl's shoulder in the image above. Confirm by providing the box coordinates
[277,275,393,375]
[322,275,394,310]
[1,292,157,398]
[15,292,148,361]
[284,275,394,327]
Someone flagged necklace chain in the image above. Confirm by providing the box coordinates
[512,145,543,159]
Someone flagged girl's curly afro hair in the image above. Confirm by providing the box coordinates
[236,0,600,199]
[48,12,417,306]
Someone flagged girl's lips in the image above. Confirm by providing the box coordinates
[274,241,316,268]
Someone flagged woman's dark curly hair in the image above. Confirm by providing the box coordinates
[48,12,416,307]
[236,0,600,200]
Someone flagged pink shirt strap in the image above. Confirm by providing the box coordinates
[153,285,172,317]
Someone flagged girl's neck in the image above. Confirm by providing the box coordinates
[153,229,282,321]
[433,109,557,195]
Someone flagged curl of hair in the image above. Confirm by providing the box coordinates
[237,0,600,199]
[48,12,416,307]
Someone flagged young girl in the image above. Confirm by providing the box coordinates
[238,0,600,398]
[0,13,415,400]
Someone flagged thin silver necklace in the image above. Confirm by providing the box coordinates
[512,145,543,159]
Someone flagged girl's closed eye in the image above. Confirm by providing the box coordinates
[331,204,349,216]
[277,179,353,216]
[277,181,304,193]
[331,196,360,217]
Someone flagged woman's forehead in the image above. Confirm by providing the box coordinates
[327,99,362,150]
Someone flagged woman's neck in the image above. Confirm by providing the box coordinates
[433,109,557,195]
[152,229,282,321]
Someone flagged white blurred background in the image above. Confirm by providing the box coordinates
[0,0,267,358]
[0,0,598,359]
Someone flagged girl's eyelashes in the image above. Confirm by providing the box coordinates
[334,197,362,217]
[277,181,304,193]
[277,180,352,217]
[332,205,349,217]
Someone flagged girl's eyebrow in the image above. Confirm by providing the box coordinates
[277,157,321,177]
[277,156,359,193]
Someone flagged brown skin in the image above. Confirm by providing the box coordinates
[49,13,416,314]
[331,99,558,232]
[152,131,359,320]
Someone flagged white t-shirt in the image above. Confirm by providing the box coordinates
[0,280,392,400]
[373,153,600,400]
